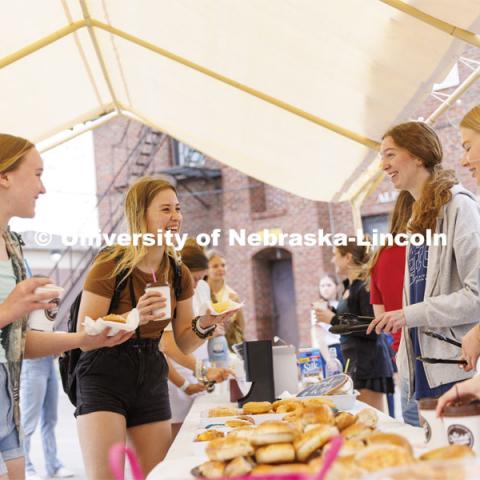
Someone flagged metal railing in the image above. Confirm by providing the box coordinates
[49,126,167,315]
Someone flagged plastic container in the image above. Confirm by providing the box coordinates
[325,347,343,377]
[418,397,448,449]
[207,335,230,368]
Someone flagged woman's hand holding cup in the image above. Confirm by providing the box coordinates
[137,290,168,325]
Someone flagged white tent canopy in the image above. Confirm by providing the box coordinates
[2,0,480,201]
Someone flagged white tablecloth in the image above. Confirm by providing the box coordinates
[147,393,425,480]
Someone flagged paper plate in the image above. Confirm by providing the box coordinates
[83,309,140,337]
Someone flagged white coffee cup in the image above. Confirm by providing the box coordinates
[419,397,448,449]
[28,284,64,332]
[145,282,171,320]
[443,402,480,454]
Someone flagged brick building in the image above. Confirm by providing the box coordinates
[92,44,480,348]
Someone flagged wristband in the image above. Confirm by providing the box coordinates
[179,379,190,392]
[192,316,216,339]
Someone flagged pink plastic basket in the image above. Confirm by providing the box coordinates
[109,443,145,480]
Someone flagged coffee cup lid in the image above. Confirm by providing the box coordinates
[443,401,480,417]
[419,397,438,410]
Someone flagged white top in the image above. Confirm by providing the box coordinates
[0,260,16,363]
[310,309,341,347]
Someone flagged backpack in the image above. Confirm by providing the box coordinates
[59,254,183,406]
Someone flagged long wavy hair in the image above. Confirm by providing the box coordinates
[460,105,480,133]
[96,176,180,279]
[367,190,413,278]
[336,236,372,282]
[0,133,34,172]
[383,122,457,234]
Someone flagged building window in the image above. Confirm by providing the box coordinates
[249,177,267,213]
[173,140,205,167]
[362,214,389,236]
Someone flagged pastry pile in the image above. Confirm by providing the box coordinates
[195,399,475,478]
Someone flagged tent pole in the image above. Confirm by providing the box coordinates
[0,21,86,69]
[79,1,121,114]
[381,0,480,48]
[90,19,379,151]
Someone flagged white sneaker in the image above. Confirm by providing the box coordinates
[26,473,43,480]
[51,467,74,478]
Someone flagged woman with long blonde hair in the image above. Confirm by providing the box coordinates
[75,176,233,479]
[368,121,480,404]
[0,133,130,480]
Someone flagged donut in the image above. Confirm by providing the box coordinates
[242,401,273,415]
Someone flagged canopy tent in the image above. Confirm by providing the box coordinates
[1,0,480,203]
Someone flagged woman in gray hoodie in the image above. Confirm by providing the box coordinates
[367,121,480,403]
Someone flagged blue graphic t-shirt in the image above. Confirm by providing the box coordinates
[408,244,455,399]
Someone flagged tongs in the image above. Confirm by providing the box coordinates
[416,330,466,365]
[329,313,374,335]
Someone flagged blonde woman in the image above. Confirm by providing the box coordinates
[75,177,233,479]
[0,134,130,480]
[207,251,245,350]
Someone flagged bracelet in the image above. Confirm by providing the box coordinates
[179,379,190,392]
[192,316,216,339]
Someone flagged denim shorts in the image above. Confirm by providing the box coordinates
[0,363,23,476]
[75,338,171,428]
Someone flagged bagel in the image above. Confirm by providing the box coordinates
[208,407,241,418]
[356,408,378,428]
[242,401,273,415]
[206,437,254,461]
[276,401,304,416]
[195,429,224,442]
[294,424,339,462]
[252,463,312,476]
[419,444,475,461]
[196,460,225,479]
[223,457,254,477]
[354,444,414,472]
[225,418,254,428]
[301,405,335,426]
[340,422,373,441]
[366,432,413,456]
[250,421,295,446]
[255,443,296,464]
[335,412,358,431]
[302,397,336,409]
[226,426,255,441]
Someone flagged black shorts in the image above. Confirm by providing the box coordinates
[74,338,171,428]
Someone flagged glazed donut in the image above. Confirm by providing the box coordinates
[206,437,254,461]
[276,401,304,417]
[273,398,303,411]
[242,401,273,415]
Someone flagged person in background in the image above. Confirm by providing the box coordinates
[20,355,73,480]
[311,274,343,370]
[316,239,395,411]
[368,193,417,424]
[207,251,245,350]
[0,133,131,480]
[161,240,231,440]
[453,105,480,372]
[367,121,480,406]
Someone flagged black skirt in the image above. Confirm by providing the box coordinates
[355,376,395,394]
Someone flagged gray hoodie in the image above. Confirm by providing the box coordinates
[399,185,480,396]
